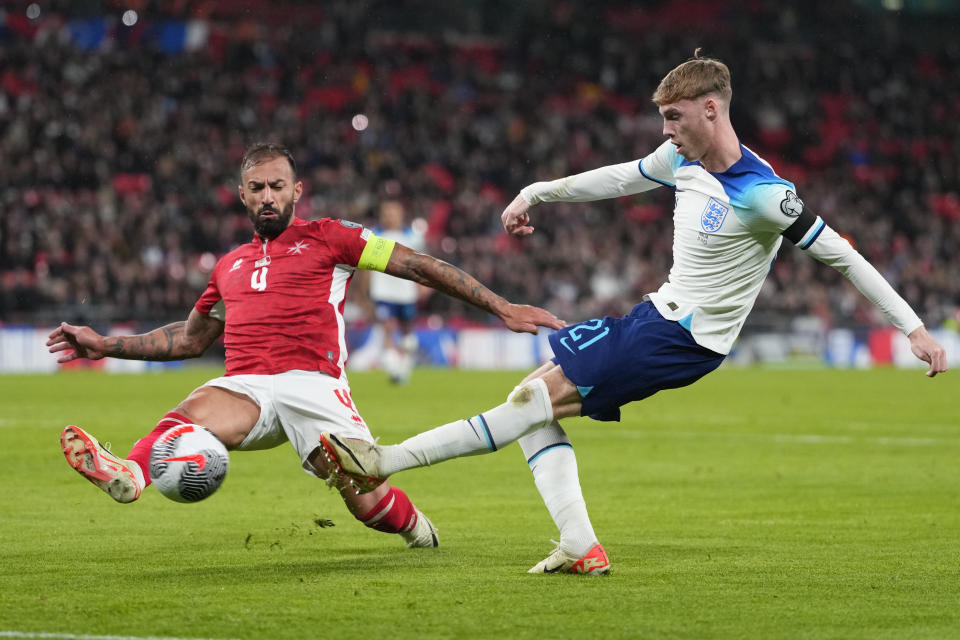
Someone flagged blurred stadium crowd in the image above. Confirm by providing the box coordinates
[1,0,958,336]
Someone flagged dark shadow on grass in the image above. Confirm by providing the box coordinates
[138,548,448,581]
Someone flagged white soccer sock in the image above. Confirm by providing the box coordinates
[379,377,554,474]
[519,421,598,558]
[400,332,418,355]
[382,347,402,378]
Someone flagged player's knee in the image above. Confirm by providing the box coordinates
[507,380,540,406]
[173,386,258,448]
[505,377,554,427]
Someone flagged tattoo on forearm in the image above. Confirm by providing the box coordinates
[103,322,192,360]
[402,254,499,312]
[161,324,179,359]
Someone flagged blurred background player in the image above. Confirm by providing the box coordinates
[48,142,563,550]
[320,52,948,574]
[367,199,426,384]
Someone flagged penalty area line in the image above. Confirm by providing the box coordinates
[0,632,239,640]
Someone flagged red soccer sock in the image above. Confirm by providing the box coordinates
[126,411,193,487]
[357,487,419,534]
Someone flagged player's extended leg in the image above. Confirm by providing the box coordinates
[518,421,608,575]
[320,363,606,570]
[61,386,259,504]
[307,448,438,548]
[320,363,580,488]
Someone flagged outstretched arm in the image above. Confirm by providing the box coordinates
[47,308,224,363]
[503,160,661,236]
[382,243,564,334]
[789,219,948,378]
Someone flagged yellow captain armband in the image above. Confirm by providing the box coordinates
[357,235,396,272]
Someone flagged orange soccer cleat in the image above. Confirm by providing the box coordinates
[61,425,144,503]
[528,541,610,575]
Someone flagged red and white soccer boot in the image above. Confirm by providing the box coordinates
[528,541,610,575]
[318,432,388,494]
[60,425,144,503]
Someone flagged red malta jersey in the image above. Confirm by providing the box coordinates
[195,217,371,378]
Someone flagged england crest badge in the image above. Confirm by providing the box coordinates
[700,198,730,233]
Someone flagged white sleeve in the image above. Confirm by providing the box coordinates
[804,225,923,335]
[520,160,661,205]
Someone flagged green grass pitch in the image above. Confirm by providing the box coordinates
[1,366,957,639]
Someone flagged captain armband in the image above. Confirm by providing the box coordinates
[357,235,396,272]
[781,205,825,250]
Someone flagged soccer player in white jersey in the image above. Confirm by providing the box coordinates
[367,199,426,385]
[47,142,563,550]
[320,52,948,574]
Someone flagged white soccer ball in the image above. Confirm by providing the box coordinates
[149,424,229,503]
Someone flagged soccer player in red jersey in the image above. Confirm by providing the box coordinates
[47,142,564,548]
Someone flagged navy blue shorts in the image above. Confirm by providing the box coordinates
[548,301,725,422]
[375,301,417,322]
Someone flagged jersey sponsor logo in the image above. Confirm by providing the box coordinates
[780,190,804,217]
[230,258,244,272]
[700,198,730,233]
[255,255,271,268]
[338,220,362,229]
[287,240,310,255]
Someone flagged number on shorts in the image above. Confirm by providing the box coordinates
[334,389,365,426]
[559,318,610,354]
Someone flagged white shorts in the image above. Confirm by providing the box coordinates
[202,369,373,478]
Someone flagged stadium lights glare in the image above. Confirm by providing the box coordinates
[351,114,369,131]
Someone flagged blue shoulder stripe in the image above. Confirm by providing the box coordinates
[639,158,674,188]
[684,145,793,209]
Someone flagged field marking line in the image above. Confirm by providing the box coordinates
[0,632,239,640]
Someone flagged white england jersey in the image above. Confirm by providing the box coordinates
[639,141,804,354]
[368,226,425,304]
[522,140,922,355]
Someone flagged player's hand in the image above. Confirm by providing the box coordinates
[501,193,535,236]
[907,326,948,378]
[46,322,107,362]
[500,304,566,334]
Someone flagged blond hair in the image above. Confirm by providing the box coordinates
[652,48,732,106]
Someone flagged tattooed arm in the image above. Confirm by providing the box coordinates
[47,308,224,363]
[383,243,564,334]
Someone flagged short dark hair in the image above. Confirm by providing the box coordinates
[240,142,297,179]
